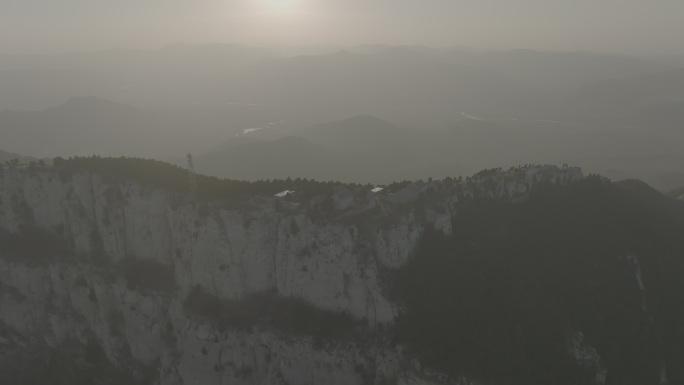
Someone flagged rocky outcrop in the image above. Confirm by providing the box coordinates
[0,164,584,384]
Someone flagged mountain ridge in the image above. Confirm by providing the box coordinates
[3,160,684,384]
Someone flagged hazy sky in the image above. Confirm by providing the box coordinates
[2,0,684,55]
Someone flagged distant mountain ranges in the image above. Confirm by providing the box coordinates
[1,44,683,188]
[2,98,684,190]
[1,44,680,122]
[193,113,684,190]
[193,115,470,183]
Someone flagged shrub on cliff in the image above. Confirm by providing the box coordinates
[120,257,176,293]
[0,225,72,263]
[184,287,358,341]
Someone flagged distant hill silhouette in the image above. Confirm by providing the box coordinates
[0,44,681,189]
[190,112,684,190]
[563,68,684,116]
[0,149,33,164]
[0,97,171,158]
[194,132,464,183]
[300,115,413,153]
[0,68,125,111]
[627,101,684,130]
[444,49,665,92]
[209,136,262,152]
[195,136,359,181]
[666,185,684,201]
[233,49,534,126]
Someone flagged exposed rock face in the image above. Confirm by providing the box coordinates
[568,331,607,385]
[0,164,584,384]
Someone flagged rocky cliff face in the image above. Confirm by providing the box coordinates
[0,164,583,384]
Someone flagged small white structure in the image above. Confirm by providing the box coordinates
[274,190,295,198]
[371,187,384,193]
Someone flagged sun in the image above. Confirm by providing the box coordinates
[261,0,298,11]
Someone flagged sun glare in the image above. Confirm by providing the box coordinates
[261,0,298,11]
